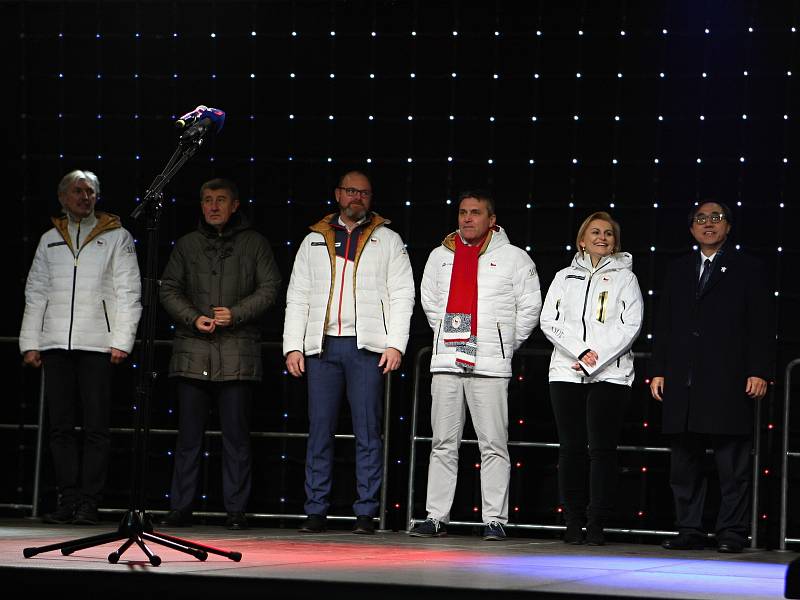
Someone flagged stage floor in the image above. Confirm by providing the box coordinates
[0,519,792,599]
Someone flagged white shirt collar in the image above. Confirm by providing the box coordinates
[699,249,718,263]
[338,215,367,232]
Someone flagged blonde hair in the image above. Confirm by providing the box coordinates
[576,211,622,255]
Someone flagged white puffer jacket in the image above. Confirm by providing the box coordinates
[420,227,542,377]
[541,252,643,386]
[283,212,415,356]
[19,212,142,355]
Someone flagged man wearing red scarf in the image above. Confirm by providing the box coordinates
[412,190,542,541]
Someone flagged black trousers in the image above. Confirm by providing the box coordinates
[669,432,752,543]
[42,350,112,505]
[169,378,253,513]
[550,381,630,524]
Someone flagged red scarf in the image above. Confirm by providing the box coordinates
[443,233,485,369]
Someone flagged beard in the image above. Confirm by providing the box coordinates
[343,202,367,221]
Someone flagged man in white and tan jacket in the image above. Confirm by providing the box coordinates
[20,169,142,525]
[283,170,414,534]
[411,190,542,541]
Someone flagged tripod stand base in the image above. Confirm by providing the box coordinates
[23,511,242,565]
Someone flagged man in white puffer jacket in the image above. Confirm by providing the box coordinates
[410,190,542,541]
[19,170,142,525]
[284,171,414,534]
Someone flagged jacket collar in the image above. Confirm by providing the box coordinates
[52,211,121,254]
[198,211,249,239]
[441,225,503,255]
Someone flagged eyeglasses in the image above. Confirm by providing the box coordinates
[337,187,372,199]
[693,212,726,225]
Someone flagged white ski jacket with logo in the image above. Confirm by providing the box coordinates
[282,212,415,356]
[19,212,142,355]
[420,226,542,377]
[541,251,643,386]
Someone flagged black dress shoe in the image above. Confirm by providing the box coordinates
[298,514,326,533]
[72,500,100,525]
[717,539,743,553]
[662,533,706,550]
[160,509,193,527]
[42,502,77,525]
[226,511,249,530]
[563,522,585,545]
[585,523,605,546]
[352,515,375,535]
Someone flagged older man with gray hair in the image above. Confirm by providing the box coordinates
[20,170,142,525]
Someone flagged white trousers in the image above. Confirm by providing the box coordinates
[425,373,510,524]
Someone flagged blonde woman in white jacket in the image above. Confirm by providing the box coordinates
[540,211,643,546]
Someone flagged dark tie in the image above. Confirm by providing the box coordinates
[698,258,712,294]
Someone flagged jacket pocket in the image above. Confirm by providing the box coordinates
[555,298,561,321]
[496,322,506,359]
[41,300,49,331]
[102,300,111,332]
[380,299,388,335]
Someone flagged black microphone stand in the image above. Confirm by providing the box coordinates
[24,132,241,566]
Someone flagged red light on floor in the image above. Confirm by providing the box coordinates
[517,375,524,381]
[394,503,401,509]
[513,506,519,512]
[763,469,770,475]
[644,378,651,384]
[556,507,563,513]
[473,507,479,512]
[761,514,768,520]
[641,466,647,473]
[516,462,522,468]
[518,419,524,425]
[474,463,480,469]
[768,424,775,430]
[637,511,645,517]
[643,422,649,428]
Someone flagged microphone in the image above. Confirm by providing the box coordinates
[178,107,226,142]
[175,105,208,129]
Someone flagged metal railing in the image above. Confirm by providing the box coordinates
[406,346,764,546]
[779,358,800,550]
[0,337,393,530]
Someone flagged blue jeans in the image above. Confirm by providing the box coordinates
[304,337,385,517]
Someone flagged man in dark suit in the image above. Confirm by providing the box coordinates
[650,201,772,554]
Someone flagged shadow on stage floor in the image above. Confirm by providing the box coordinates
[0,518,792,599]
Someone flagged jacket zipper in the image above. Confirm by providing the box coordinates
[380,299,387,334]
[434,319,442,354]
[216,238,225,377]
[580,262,610,341]
[555,299,560,321]
[67,222,82,350]
[496,322,505,359]
[102,300,111,332]
[337,231,353,336]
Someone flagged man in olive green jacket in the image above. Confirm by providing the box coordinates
[159,178,281,530]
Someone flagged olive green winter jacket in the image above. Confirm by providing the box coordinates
[159,212,281,382]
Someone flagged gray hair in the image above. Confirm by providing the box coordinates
[57,170,100,198]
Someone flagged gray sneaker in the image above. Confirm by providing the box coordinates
[408,518,447,537]
[483,520,506,541]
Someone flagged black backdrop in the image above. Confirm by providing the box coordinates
[4,0,800,542]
